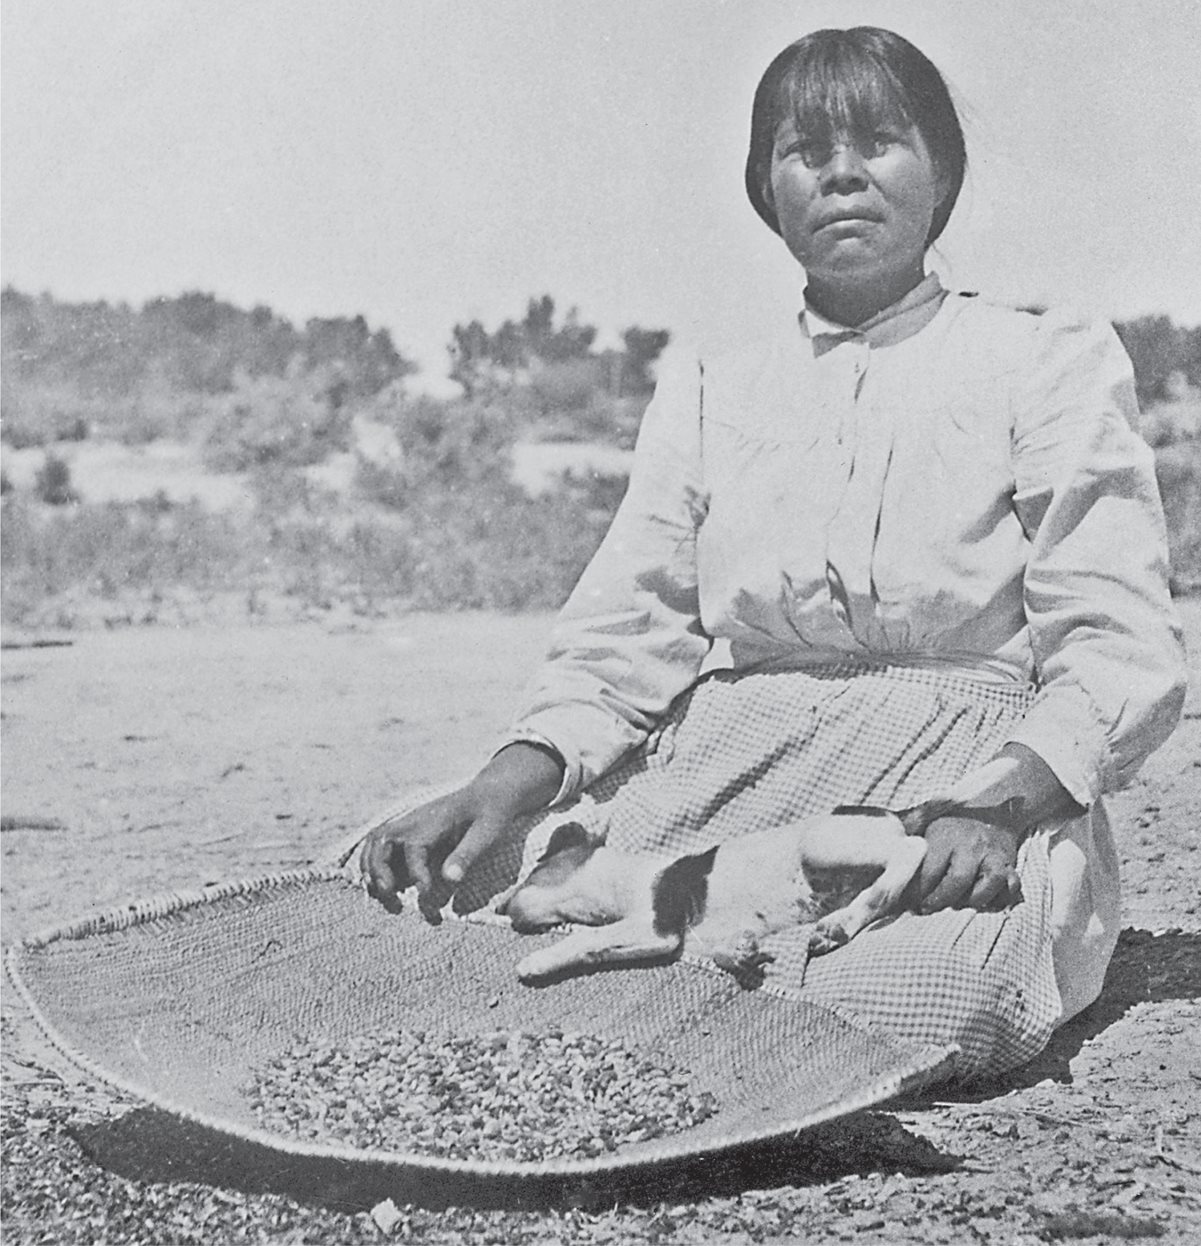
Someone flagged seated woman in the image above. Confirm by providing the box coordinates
[362,26,1187,1080]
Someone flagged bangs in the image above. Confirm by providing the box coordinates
[771,44,913,145]
[745,27,967,244]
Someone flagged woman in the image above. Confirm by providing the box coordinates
[362,28,1187,1078]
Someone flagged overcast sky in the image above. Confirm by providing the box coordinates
[3,0,1199,388]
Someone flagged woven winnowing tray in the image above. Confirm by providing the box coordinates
[6,868,955,1180]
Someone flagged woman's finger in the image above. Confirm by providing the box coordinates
[361,796,461,912]
[441,811,509,886]
[1005,867,1023,908]
[361,830,403,910]
[920,856,978,913]
[401,833,435,903]
[966,866,1007,911]
[916,842,953,902]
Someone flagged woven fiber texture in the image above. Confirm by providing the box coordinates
[454,661,1062,1079]
[8,871,955,1180]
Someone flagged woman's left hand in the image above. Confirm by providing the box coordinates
[914,817,1023,914]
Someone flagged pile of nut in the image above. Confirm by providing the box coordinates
[246,1027,719,1162]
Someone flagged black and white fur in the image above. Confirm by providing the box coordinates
[498,758,1025,984]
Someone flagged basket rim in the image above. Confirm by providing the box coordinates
[6,869,959,1179]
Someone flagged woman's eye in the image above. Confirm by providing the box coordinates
[786,140,829,168]
[867,130,904,156]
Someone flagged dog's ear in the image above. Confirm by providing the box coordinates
[652,845,718,937]
[538,821,593,862]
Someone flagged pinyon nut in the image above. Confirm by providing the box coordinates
[244,1028,719,1162]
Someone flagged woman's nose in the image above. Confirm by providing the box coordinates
[820,144,869,193]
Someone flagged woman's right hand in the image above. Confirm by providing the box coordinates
[359,742,565,918]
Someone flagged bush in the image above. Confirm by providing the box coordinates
[527,359,605,414]
[0,398,90,449]
[1155,441,1201,595]
[0,451,621,625]
[34,453,78,505]
[1,494,254,619]
[201,370,351,473]
[111,388,204,446]
[364,392,517,501]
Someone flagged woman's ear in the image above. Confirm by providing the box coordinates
[932,159,953,208]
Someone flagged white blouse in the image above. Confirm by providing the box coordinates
[506,275,1187,815]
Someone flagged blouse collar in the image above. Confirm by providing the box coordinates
[800,272,947,352]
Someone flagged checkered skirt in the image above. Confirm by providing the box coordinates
[457,660,1063,1082]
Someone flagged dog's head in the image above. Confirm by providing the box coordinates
[499,822,721,944]
[497,822,605,932]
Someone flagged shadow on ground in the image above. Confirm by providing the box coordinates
[73,1106,958,1214]
[935,927,1201,1099]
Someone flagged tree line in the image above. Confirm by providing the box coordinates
[2,285,1197,440]
[0,287,670,414]
[0,287,412,403]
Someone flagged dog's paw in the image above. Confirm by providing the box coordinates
[515,947,562,982]
[809,919,849,956]
[711,934,776,989]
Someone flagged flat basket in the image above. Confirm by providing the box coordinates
[7,864,956,1187]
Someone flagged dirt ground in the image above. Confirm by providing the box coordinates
[2,605,1199,1244]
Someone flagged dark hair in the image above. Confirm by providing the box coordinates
[745,27,966,247]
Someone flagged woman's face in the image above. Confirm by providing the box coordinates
[767,116,947,319]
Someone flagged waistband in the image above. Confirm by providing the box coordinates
[731,646,1033,690]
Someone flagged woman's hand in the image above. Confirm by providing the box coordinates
[912,742,1084,914]
[914,817,1023,914]
[360,742,564,919]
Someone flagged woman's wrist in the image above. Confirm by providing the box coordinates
[476,741,566,814]
[992,743,1084,824]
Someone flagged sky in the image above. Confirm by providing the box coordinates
[3,0,1200,390]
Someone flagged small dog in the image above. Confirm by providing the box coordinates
[499,759,1024,985]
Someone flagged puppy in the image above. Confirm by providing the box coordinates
[499,759,1025,985]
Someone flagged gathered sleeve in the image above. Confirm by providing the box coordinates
[502,347,714,801]
[1003,310,1188,805]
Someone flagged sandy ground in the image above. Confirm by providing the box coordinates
[2,606,1200,1243]
[3,432,632,512]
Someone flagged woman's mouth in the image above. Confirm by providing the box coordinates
[817,211,880,231]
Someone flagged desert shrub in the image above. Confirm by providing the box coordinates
[0,384,92,448]
[1,451,624,620]
[108,387,209,445]
[354,454,410,510]
[527,358,605,414]
[1155,441,1201,595]
[1138,390,1201,449]
[1115,316,1201,406]
[348,391,615,607]
[0,495,254,617]
[34,453,78,505]
[341,514,421,599]
[384,483,614,610]
[0,421,48,450]
[201,370,351,473]
[134,489,175,516]
[249,462,330,517]
[363,392,517,501]
[2,287,415,401]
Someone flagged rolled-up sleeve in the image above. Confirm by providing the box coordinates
[502,348,714,800]
[1004,310,1188,804]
